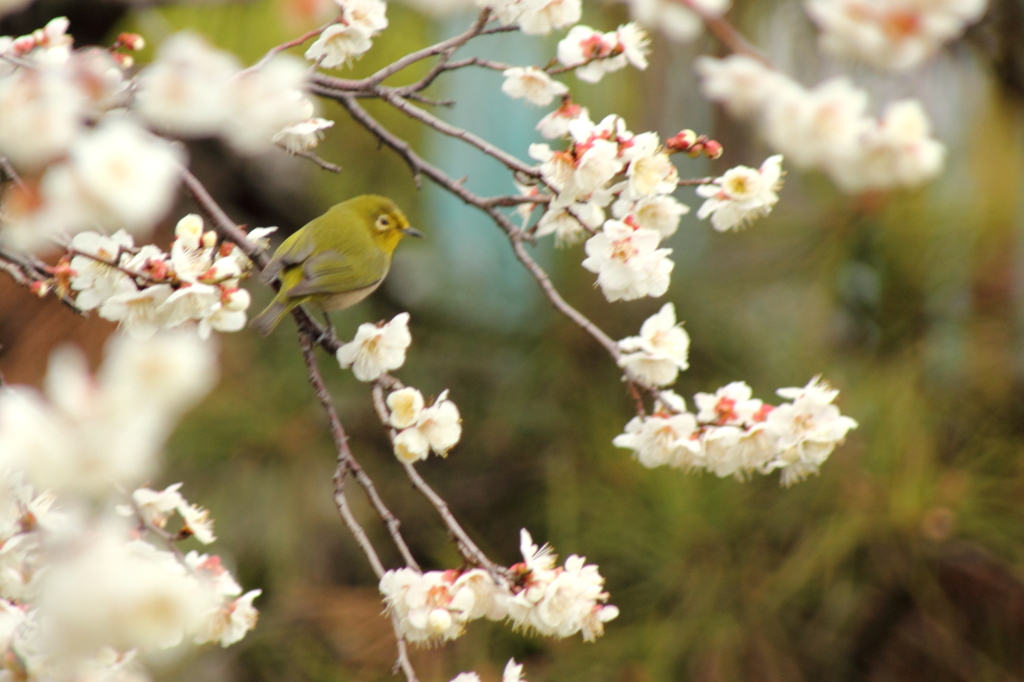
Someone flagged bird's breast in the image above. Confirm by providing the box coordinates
[314,280,383,311]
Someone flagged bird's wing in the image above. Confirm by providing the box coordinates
[283,247,388,297]
[259,225,316,283]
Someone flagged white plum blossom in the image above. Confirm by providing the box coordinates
[225,56,317,155]
[536,99,592,139]
[696,155,783,232]
[387,386,425,429]
[501,67,568,106]
[127,483,185,529]
[613,408,701,469]
[694,54,783,120]
[272,117,335,153]
[341,0,390,34]
[695,56,946,193]
[612,194,689,239]
[693,381,764,426]
[336,312,412,381]
[389,388,462,462]
[764,377,859,486]
[581,220,674,302]
[40,530,218,656]
[517,0,582,34]
[305,23,374,68]
[99,284,175,340]
[502,659,526,682]
[620,132,679,199]
[379,568,477,643]
[763,77,869,171]
[805,0,987,71]
[613,378,856,484]
[68,230,134,311]
[134,32,239,137]
[556,25,624,83]
[617,303,690,386]
[506,529,619,641]
[535,202,604,247]
[0,334,216,497]
[627,0,730,42]
[0,66,84,170]
[478,0,581,34]
[831,99,945,192]
[136,34,320,154]
[66,116,185,234]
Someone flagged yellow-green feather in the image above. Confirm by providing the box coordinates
[251,195,414,336]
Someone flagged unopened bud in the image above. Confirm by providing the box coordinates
[11,35,36,55]
[703,139,723,159]
[202,231,218,249]
[218,242,236,258]
[111,53,134,69]
[29,280,51,297]
[666,129,698,153]
[117,32,146,51]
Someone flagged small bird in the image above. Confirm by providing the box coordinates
[250,195,422,336]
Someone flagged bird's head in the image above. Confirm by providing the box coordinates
[354,195,422,255]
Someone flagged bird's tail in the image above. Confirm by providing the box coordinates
[249,298,294,336]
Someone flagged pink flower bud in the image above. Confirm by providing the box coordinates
[665,129,698,153]
[117,32,146,51]
[703,139,723,159]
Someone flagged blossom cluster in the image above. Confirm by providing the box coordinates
[624,0,730,42]
[614,378,858,486]
[805,0,987,71]
[387,387,462,463]
[476,0,581,35]
[379,529,617,645]
[304,0,389,69]
[0,18,332,254]
[336,312,413,381]
[0,334,259,681]
[526,111,782,301]
[450,658,526,682]
[54,215,275,340]
[697,54,945,192]
[136,31,331,155]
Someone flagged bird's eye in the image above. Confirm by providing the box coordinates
[375,215,391,231]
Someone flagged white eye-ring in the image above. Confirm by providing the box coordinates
[375,214,392,231]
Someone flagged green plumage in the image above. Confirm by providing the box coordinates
[250,195,418,336]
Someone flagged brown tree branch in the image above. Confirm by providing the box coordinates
[369,382,503,579]
[297,331,422,573]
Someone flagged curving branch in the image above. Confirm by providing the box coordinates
[369,382,504,579]
[297,331,422,573]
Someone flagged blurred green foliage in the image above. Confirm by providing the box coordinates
[102,0,1024,680]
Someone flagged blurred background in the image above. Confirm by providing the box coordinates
[4,0,1024,680]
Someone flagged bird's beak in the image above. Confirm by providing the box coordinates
[401,227,425,238]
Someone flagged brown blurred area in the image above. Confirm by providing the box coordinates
[5,1,1024,681]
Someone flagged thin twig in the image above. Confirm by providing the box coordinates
[291,149,343,173]
[0,246,83,313]
[179,165,268,268]
[678,176,716,186]
[0,156,26,190]
[361,9,491,87]
[510,237,620,359]
[376,88,540,179]
[369,382,505,580]
[243,22,335,74]
[440,56,512,72]
[298,332,422,573]
[674,0,771,65]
